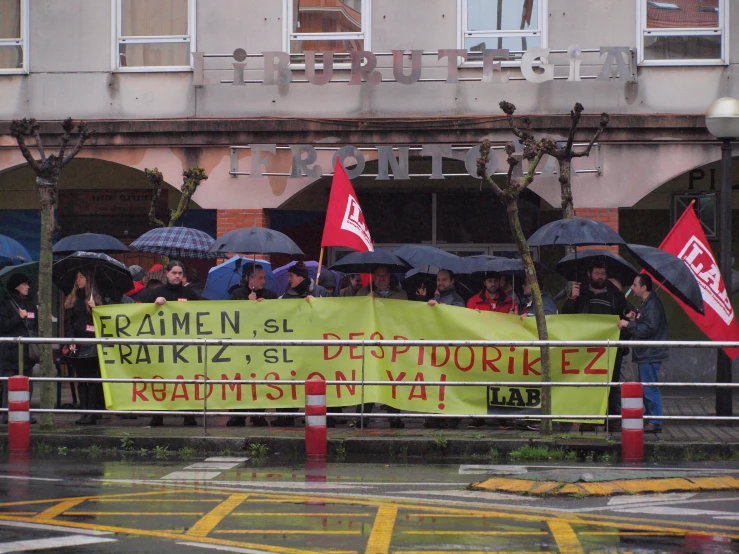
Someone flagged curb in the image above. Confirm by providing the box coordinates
[468,475,739,497]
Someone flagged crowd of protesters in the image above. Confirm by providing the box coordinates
[0,255,667,433]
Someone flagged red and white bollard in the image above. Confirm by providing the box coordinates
[621,382,644,463]
[8,375,31,453]
[305,379,327,460]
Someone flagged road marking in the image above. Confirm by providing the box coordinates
[613,506,739,517]
[715,515,739,520]
[205,457,249,463]
[548,520,585,554]
[607,493,696,505]
[186,463,243,470]
[188,494,249,538]
[161,471,222,481]
[0,520,113,535]
[33,498,87,522]
[65,511,206,516]
[230,512,373,517]
[403,531,547,535]
[0,475,62,482]
[459,465,529,475]
[365,505,397,554]
[0,534,116,553]
[176,541,297,554]
[400,490,537,501]
[214,530,361,535]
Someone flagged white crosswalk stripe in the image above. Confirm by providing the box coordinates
[0,535,116,553]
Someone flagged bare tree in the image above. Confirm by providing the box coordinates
[9,118,94,428]
[146,166,208,228]
[478,108,556,434]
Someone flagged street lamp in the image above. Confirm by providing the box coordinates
[705,97,739,417]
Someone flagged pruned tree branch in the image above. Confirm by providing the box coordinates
[169,166,208,227]
[572,112,609,158]
[9,119,42,172]
[146,168,167,228]
[61,122,94,167]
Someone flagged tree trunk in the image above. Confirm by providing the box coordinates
[37,178,56,428]
[506,196,552,435]
[559,158,575,256]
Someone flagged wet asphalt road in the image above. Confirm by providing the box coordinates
[0,454,738,553]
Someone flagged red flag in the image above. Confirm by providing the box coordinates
[321,159,374,252]
[659,204,739,359]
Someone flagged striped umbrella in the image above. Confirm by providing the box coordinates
[130,227,216,259]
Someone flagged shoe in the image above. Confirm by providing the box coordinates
[183,416,198,427]
[608,420,622,432]
[389,419,405,429]
[29,417,37,425]
[149,415,164,427]
[272,416,295,427]
[644,423,662,433]
[120,414,138,420]
[327,418,336,428]
[75,414,93,425]
[514,420,539,431]
[226,416,246,427]
[498,420,515,430]
[468,419,485,429]
[579,423,600,433]
[251,416,268,427]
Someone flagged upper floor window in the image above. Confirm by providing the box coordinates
[0,0,28,74]
[639,0,727,65]
[114,0,195,71]
[460,0,547,62]
[285,0,369,59]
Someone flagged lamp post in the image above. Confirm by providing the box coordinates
[705,97,739,417]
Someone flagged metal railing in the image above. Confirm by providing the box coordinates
[1,336,737,434]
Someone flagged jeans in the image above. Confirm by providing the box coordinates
[638,362,662,425]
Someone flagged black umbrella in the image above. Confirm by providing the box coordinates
[527,217,626,247]
[465,255,525,276]
[393,244,469,274]
[330,249,412,274]
[557,249,638,287]
[626,244,704,315]
[208,227,304,256]
[53,251,133,299]
[53,233,130,255]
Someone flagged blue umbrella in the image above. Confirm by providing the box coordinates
[330,249,412,274]
[202,256,276,300]
[272,261,343,297]
[53,233,130,255]
[0,234,32,265]
[394,244,470,274]
[130,227,216,259]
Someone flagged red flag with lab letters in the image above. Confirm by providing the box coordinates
[659,204,739,359]
[321,159,374,252]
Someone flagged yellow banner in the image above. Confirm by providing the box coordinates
[93,297,619,418]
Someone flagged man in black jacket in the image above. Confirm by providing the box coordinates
[619,273,668,433]
[563,260,631,431]
[227,263,277,427]
[149,261,201,427]
[0,273,37,424]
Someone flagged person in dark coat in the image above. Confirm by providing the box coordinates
[280,261,328,300]
[0,273,37,424]
[317,272,338,296]
[227,263,277,427]
[417,269,464,307]
[148,261,201,427]
[125,264,151,303]
[63,270,103,425]
[619,273,669,433]
[183,267,204,299]
[339,274,363,297]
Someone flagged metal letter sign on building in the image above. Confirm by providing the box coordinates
[212,46,628,180]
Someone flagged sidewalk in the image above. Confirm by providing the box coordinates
[4,390,738,462]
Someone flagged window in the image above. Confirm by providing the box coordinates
[113,0,195,71]
[639,0,727,65]
[0,0,28,74]
[285,0,369,58]
[674,193,717,238]
[460,0,547,62]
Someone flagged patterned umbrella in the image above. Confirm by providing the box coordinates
[130,227,216,259]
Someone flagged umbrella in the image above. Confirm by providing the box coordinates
[626,244,705,315]
[556,249,638,288]
[130,227,216,259]
[0,234,32,265]
[53,233,129,255]
[52,251,133,299]
[330,249,412,274]
[393,244,470,274]
[208,227,304,257]
[0,261,39,300]
[527,217,626,247]
[465,255,525,276]
[202,256,276,300]
[272,261,343,297]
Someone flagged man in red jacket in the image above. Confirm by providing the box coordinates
[466,273,515,313]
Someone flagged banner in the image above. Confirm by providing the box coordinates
[94,298,619,420]
[660,205,739,359]
[321,159,373,252]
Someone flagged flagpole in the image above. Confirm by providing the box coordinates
[316,247,325,283]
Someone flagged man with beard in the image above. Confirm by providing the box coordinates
[563,260,631,431]
[227,263,277,427]
[339,274,363,297]
[416,269,464,307]
[148,261,201,427]
[467,273,515,313]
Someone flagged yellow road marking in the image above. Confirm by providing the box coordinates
[230,512,373,517]
[89,499,221,503]
[33,498,87,521]
[548,520,585,554]
[580,531,685,536]
[365,505,397,554]
[0,489,179,508]
[403,531,547,535]
[186,493,248,538]
[0,512,36,516]
[214,530,361,535]
[65,511,205,516]
[394,552,553,554]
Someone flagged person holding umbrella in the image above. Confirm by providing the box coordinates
[0,273,38,425]
[416,269,464,307]
[618,273,668,434]
[280,261,329,300]
[356,266,407,300]
[148,261,201,427]
[63,270,103,425]
[339,274,363,297]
